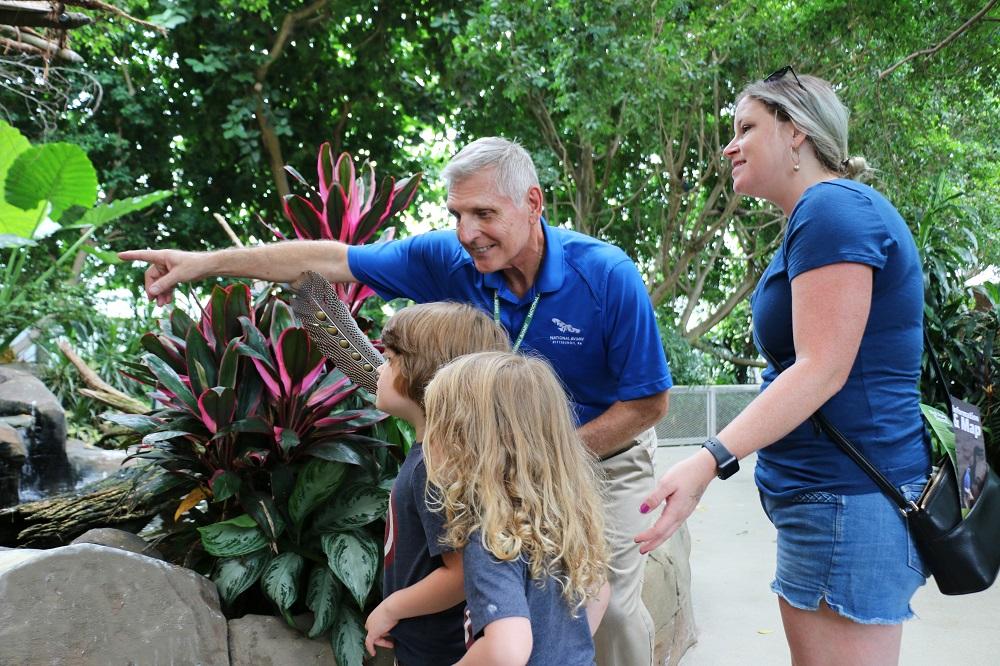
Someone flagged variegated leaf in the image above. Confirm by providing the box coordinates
[261,552,304,617]
[321,531,378,609]
[288,459,347,528]
[212,548,270,606]
[198,514,268,557]
[305,566,341,639]
[330,604,366,666]
[312,484,389,532]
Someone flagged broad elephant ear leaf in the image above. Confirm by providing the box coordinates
[5,142,98,221]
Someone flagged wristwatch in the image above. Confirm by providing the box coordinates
[702,437,739,480]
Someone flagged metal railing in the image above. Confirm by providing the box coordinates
[655,385,760,446]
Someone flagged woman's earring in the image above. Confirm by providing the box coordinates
[791,148,801,172]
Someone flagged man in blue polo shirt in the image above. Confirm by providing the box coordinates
[119,137,672,666]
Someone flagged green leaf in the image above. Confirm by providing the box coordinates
[185,327,217,397]
[921,403,956,463]
[101,413,161,434]
[218,339,241,389]
[261,552,304,617]
[0,120,43,239]
[321,531,378,609]
[240,491,286,543]
[212,548,270,606]
[330,603,367,666]
[66,191,172,229]
[305,565,341,639]
[78,244,122,264]
[141,430,193,445]
[5,143,97,220]
[288,458,347,528]
[269,300,296,343]
[144,352,198,412]
[313,484,389,532]
[198,514,269,557]
[210,471,242,502]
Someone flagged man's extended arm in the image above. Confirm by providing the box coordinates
[118,240,356,305]
[577,391,669,459]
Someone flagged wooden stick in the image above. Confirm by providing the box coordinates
[57,340,149,414]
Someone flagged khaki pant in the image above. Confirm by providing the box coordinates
[593,428,658,666]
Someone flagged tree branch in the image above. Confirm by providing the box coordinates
[878,0,999,79]
[691,338,766,368]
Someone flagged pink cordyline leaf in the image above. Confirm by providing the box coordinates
[275,328,325,395]
[305,373,353,406]
[308,385,358,410]
[317,143,335,202]
[251,356,282,398]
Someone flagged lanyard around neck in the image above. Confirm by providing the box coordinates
[493,289,541,352]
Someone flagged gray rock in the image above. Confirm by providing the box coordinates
[0,543,229,666]
[0,365,72,493]
[0,422,26,507]
[70,528,164,561]
[229,614,334,666]
[643,523,696,665]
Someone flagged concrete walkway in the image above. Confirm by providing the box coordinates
[654,446,1000,666]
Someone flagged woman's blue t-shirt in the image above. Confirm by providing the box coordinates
[751,179,930,498]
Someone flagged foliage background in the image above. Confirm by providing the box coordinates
[2,0,998,451]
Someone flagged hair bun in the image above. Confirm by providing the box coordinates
[842,155,872,181]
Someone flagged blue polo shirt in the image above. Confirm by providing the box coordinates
[347,220,671,425]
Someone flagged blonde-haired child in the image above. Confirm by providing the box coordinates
[364,302,510,665]
[423,351,611,666]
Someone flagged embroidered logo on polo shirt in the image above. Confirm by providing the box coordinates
[551,318,581,334]
[549,318,584,345]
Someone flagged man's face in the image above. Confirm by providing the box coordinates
[447,168,535,275]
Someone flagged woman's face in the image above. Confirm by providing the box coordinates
[723,97,797,201]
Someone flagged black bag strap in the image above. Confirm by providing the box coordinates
[752,328,927,513]
[923,328,954,421]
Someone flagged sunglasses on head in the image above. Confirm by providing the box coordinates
[765,65,807,91]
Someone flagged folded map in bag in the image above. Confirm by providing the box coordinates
[951,397,987,512]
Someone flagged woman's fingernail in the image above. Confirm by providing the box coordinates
[639,503,650,514]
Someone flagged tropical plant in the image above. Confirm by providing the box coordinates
[0,118,171,352]
[278,146,421,317]
[109,283,399,664]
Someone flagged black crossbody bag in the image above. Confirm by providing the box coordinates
[754,329,1000,595]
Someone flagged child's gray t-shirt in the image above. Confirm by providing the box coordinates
[463,533,595,665]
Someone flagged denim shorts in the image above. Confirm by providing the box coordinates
[759,481,929,624]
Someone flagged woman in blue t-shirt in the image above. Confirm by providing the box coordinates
[635,69,930,665]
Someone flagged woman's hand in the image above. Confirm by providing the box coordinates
[364,598,399,656]
[634,448,717,554]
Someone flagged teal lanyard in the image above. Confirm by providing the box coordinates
[493,289,541,352]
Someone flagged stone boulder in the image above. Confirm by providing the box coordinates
[0,366,72,493]
[0,422,26,507]
[0,544,229,666]
[228,614,398,666]
[70,527,164,561]
[644,523,696,665]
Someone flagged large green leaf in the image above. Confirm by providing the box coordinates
[209,471,242,502]
[330,604,367,666]
[185,327,217,397]
[5,143,97,221]
[305,566,341,639]
[212,548,270,606]
[0,120,42,239]
[288,459,347,527]
[312,484,389,533]
[321,531,378,609]
[198,514,269,557]
[66,190,172,229]
[261,551,304,622]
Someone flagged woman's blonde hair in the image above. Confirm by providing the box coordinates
[381,302,510,408]
[422,351,609,610]
[740,72,872,181]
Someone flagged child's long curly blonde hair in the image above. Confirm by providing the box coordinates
[422,351,609,610]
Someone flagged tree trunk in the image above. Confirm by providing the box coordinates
[0,467,180,548]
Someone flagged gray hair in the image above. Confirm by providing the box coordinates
[739,74,872,181]
[442,137,540,203]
